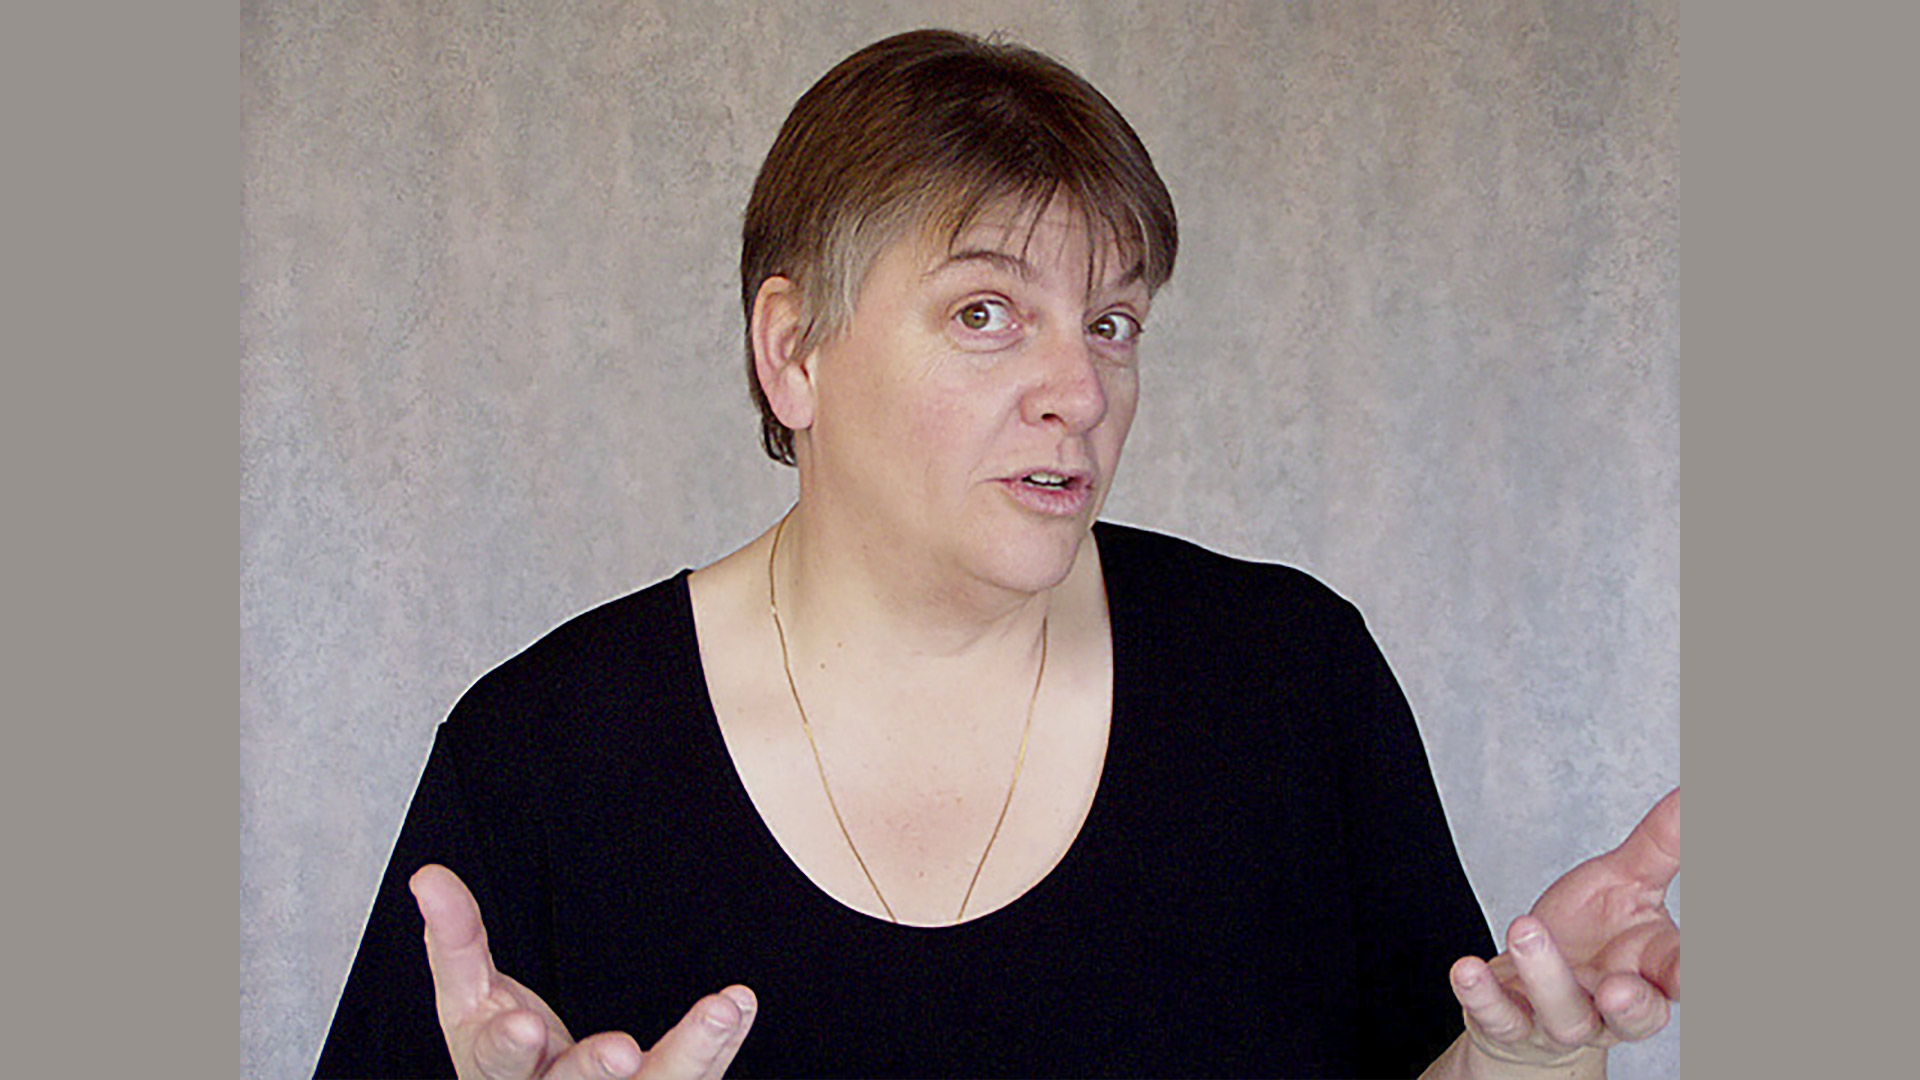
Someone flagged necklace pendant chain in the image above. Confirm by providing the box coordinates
[767,512,1047,925]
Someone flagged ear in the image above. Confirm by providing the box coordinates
[751,276,816,433]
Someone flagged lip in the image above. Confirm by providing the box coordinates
[996,468,1096,517]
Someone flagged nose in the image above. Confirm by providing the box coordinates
[1020,331,1108,434]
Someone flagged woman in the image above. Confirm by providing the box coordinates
[316,30,1678,1079]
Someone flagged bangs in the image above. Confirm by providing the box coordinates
[926,175,1160,295]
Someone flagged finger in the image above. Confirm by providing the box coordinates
[641,986,758,1080]
[541,1032,644,1080]
[1507,917,1602,1047]
[1594,971,1672,1043]
[469,1008,550,1080]
[1638,921,1681,1000]
[412,864,499,1019]
[1450,956,1533,1047]
[1607,787,1681,891]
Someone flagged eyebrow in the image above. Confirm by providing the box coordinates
[923,247,1150,296]
[922,248,1037,282]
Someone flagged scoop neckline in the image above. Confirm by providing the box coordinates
[674,527,1129,933]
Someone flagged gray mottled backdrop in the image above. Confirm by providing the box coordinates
[242,2,1678,1076]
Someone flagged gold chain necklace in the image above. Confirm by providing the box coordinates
[767,514,1046,925]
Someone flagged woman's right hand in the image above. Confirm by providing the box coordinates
[410,864,757,1080]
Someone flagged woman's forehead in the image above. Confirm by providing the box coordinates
[912,197,1148,294]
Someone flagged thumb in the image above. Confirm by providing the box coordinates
[1608,787,1681,891]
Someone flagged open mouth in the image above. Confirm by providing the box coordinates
[1021,470,1076,491]
[1001,469,1094,515]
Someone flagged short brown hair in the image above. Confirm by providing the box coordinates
[740,29,1179,464]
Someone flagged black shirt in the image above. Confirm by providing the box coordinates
[315,523,1492,1078]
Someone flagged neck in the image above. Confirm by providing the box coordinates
[768,502,1073,667]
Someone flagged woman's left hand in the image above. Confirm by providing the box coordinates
[1447,787,1681,1072]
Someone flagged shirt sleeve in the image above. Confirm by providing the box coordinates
[1332,610,1496,1077]
[313,716,552,1079]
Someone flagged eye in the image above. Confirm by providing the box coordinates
[1089,310,1143,344]
[955,298,1016,334]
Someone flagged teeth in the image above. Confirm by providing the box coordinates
[1024,471,1070,488]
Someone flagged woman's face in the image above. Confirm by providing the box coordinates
[796,198,1150,599]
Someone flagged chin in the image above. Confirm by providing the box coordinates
[970,519,1092,596]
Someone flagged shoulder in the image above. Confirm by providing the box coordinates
[1092,521,1402,760]
[1093,521,1369,652]
[440,571,703,752]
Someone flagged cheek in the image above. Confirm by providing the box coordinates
[1097,369,1141,454]
[818,339,943,442]
[894,376,982,441]
[846,375,994,485]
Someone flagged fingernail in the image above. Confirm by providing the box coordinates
[703,1001,739,1031]
[1456,968,1480,989]
[723,987,756,1014]
[1516,931,1546,956]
